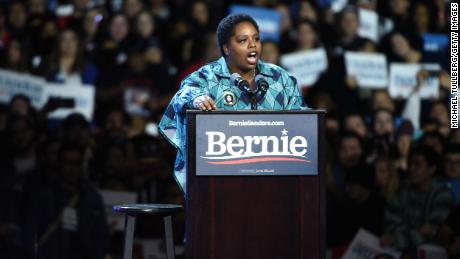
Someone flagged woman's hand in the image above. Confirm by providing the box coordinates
[193,95,217,111]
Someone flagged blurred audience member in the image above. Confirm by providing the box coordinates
[443,144,460,206]
[0,114,41,259]
[438,204,460,258]
[332,6,374,54]
[296,19,321,51]
[8,2,29,42]
[82,8,106,61]
[123,0,144,22]
[24,142,108,259]
[343,112,368,139]
[261,40,280,65]
[381,146,453,252]
[0,0,452,255]
[394,120,414,173]
[0,38,28,72]
[43,28,98,85]
[373,156,399,203]
[419,131,445,156]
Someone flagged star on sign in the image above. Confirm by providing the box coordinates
[281,129,288,135]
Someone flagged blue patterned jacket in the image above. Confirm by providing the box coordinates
[159,57,307,192]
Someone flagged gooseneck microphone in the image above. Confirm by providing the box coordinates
[255,75,269,95]
[230,73,252,93]
[253,75,270,110]
[230,73,270,110]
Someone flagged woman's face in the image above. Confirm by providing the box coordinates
[374,110,394,136]
[390,0,410,16]
[344,115,368,138]
[297,22,317,50]
[110,15,129,42]
[391,33,411,58]
[224,21,261,75]
[192,2,209,26]
[124,0,143,18]
[11,97,29,115]
[339,137,363,168]
[60,30,79,57]
[8,40,22,64]
[137,12,154,38]
[340,12,359,38]
[445,153,460,179]
[29,0,46,14]
[413,4,430,31]
[299,1,317,22]
[261,41,279,65]
[372,91,395,113]
[9,3,27,28]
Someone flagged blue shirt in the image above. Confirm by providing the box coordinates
[159,57,307,192]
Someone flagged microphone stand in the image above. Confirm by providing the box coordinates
[251,92,257,110]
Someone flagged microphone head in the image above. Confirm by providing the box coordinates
[254,74,264,84]
[255,74,269,92]
[230,73,241,85]
[230,72,251,93]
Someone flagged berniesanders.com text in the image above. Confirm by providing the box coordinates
[228,120,285,126]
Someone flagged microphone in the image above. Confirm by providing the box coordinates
[249,75,270,110]
[255,75,269,104]
[255,75,269,94]
[230,73,252,93]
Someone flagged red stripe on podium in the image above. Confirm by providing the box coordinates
[207,157,312,165]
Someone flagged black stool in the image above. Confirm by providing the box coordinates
[113,204,183,259]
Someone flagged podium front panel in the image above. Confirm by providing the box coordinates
[186,110,326,259]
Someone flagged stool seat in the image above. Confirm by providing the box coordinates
[113,203,183,259]
[113,204,183,215]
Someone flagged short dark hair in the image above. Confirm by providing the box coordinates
[216,13,259,57]
[410,145,439,168]
[62,113,89,130]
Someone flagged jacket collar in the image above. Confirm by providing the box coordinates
[211,57,275,78]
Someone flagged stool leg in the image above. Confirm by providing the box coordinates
[164,215,175,259]
[123,214,137,259]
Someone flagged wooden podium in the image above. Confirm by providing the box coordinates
[185,110,325,259]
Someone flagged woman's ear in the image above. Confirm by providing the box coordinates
[223,44,229,56]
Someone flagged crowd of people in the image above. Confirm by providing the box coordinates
[0,0,457,258]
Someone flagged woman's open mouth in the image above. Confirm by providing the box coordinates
[246,51,258,65]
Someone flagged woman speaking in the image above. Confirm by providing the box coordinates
[159,13,308,191]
